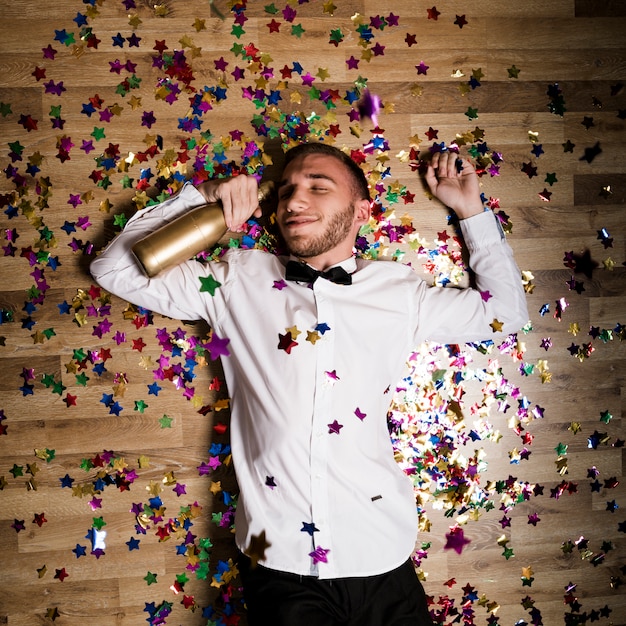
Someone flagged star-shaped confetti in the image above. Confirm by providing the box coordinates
[444,526,471,554]
[277,331,298,354]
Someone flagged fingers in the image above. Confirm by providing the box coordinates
[218,176,260,232]
[425,151,458,194]
[424,157,438,191]
[430,151,467,178]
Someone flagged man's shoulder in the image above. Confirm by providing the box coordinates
[222,247,284,271]
[223,247,276,260]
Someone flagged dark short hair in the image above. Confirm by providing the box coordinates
[283,142,371,201]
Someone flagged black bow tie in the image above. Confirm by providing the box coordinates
[285,260,352,285]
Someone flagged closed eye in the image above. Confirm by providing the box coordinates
[277,172,337,199]
[278,185,329,200]
[277,185,293,200]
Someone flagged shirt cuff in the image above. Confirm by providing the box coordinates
[458,209,505,251]
[125,182,207,226]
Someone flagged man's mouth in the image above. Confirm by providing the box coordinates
[283,216,317,228]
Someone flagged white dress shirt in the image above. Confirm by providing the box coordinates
[90,183,528,579]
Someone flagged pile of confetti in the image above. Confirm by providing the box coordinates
[1,1,624,624]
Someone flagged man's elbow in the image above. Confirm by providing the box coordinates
[88,254,127,296]
[89,255,107,288]
[505,299,529,334]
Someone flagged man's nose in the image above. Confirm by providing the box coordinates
[285,186,308,212]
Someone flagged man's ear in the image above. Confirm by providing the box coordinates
[354,198,371,225]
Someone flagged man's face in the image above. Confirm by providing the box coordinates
[276,153,367,266]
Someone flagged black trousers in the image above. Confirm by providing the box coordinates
[239,555,434,626]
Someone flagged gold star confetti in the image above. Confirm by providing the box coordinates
[306,330,321,344]
[490,319,504,332]
[128,95,142,110]
[31,330,45,344]
[383,101,395,115]
[487,601,500,612]
[34,449,53,462]
[112,382,126,398]
[286,325,301,339]
[146,480,162,496]
[27,463,40,476]
[316,67,330,81]
[555,457,568,475]
[193,18,206,32]
[133,190,150,210]
[112,457,128,472]
[139,355,154,369]
[154,4,169,17]
[162,471,176,486]
[508,65,521,78]
[128,13,142,28]
[191,395,205,409]
[247,531,272,567]
[521,270,535,293]
[569,422,582,434]
[540,370,552,384]
[323,0,337,15]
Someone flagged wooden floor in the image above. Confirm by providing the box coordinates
[1,0,624,624]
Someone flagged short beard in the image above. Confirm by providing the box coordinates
[282,202,356,259]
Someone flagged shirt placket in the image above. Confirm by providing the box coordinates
[308,284,335,577]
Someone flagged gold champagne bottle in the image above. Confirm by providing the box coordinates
[132,181,274,277]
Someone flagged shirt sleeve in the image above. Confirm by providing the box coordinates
[411,210,529,345]
[89,183,227,322]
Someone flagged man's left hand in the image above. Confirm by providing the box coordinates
[425,152,484,219]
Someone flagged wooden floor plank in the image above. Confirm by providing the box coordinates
[1,1,624,624]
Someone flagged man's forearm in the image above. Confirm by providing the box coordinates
[89,183,209,318]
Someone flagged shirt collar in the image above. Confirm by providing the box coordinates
[284,255,357,275]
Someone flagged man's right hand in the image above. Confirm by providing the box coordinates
[195,175,261,232]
